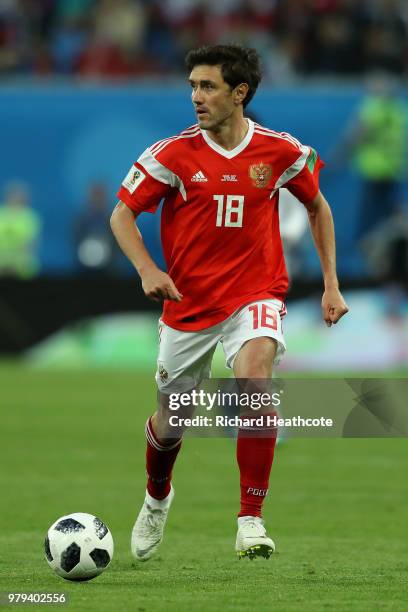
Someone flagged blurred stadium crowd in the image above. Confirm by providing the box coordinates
[0,0,407,81]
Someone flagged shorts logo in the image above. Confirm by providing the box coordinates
[123,166,146,193]
[248,162,272,189]
[158,363,168,383]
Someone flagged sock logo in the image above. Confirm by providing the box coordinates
[147,473,170,483]
[246,487,268,497]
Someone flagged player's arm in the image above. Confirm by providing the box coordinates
[306,190,349,327]
[110,201,182,302]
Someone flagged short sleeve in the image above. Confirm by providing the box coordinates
[117,159,171,215]
[285,147,325,207]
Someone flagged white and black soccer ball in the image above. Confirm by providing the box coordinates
[44,512,114,581]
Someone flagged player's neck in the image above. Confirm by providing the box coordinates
[206,114,249,151]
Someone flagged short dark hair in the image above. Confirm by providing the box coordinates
[185,44,262,108]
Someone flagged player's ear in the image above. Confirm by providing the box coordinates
[234,83,249,106]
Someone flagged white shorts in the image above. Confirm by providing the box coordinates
[155,299,286,394]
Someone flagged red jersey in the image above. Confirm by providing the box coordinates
[117,119,324,331]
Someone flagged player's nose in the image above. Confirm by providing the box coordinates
[192,87,203,104]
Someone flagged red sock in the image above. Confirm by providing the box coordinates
[145,416,182,500]
[236,414,277,518]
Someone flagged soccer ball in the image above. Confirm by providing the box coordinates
[44,512,114,581]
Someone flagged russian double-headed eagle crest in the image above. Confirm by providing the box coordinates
[158,363,168,383]
[248,162,272,188]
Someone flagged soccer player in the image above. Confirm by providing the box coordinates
[110,44,349,560]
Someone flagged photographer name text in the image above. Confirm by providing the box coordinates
[168,415,334,428]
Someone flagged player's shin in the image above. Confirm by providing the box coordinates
[236,413,277,518]
[145,416,182,500]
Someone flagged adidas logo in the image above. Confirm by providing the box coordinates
[191,170,208,182]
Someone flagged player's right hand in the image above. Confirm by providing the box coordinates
[141,268,183,302]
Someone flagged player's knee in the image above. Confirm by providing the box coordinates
[236,352,274,378]
[234,337,276,378]
[156,402,190,440]
[151,409,182,444]
[151,408,170,434]
[240,363,272,379]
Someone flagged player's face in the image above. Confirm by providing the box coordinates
[189,65,236,131]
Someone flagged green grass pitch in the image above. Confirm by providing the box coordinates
[0,364,407,611]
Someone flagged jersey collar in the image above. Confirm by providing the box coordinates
[200,118,254,159]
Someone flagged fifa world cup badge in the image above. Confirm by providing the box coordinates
[130,170,141,184]
[248,162,273,188]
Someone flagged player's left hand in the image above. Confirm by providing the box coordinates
[321,287,349,327]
